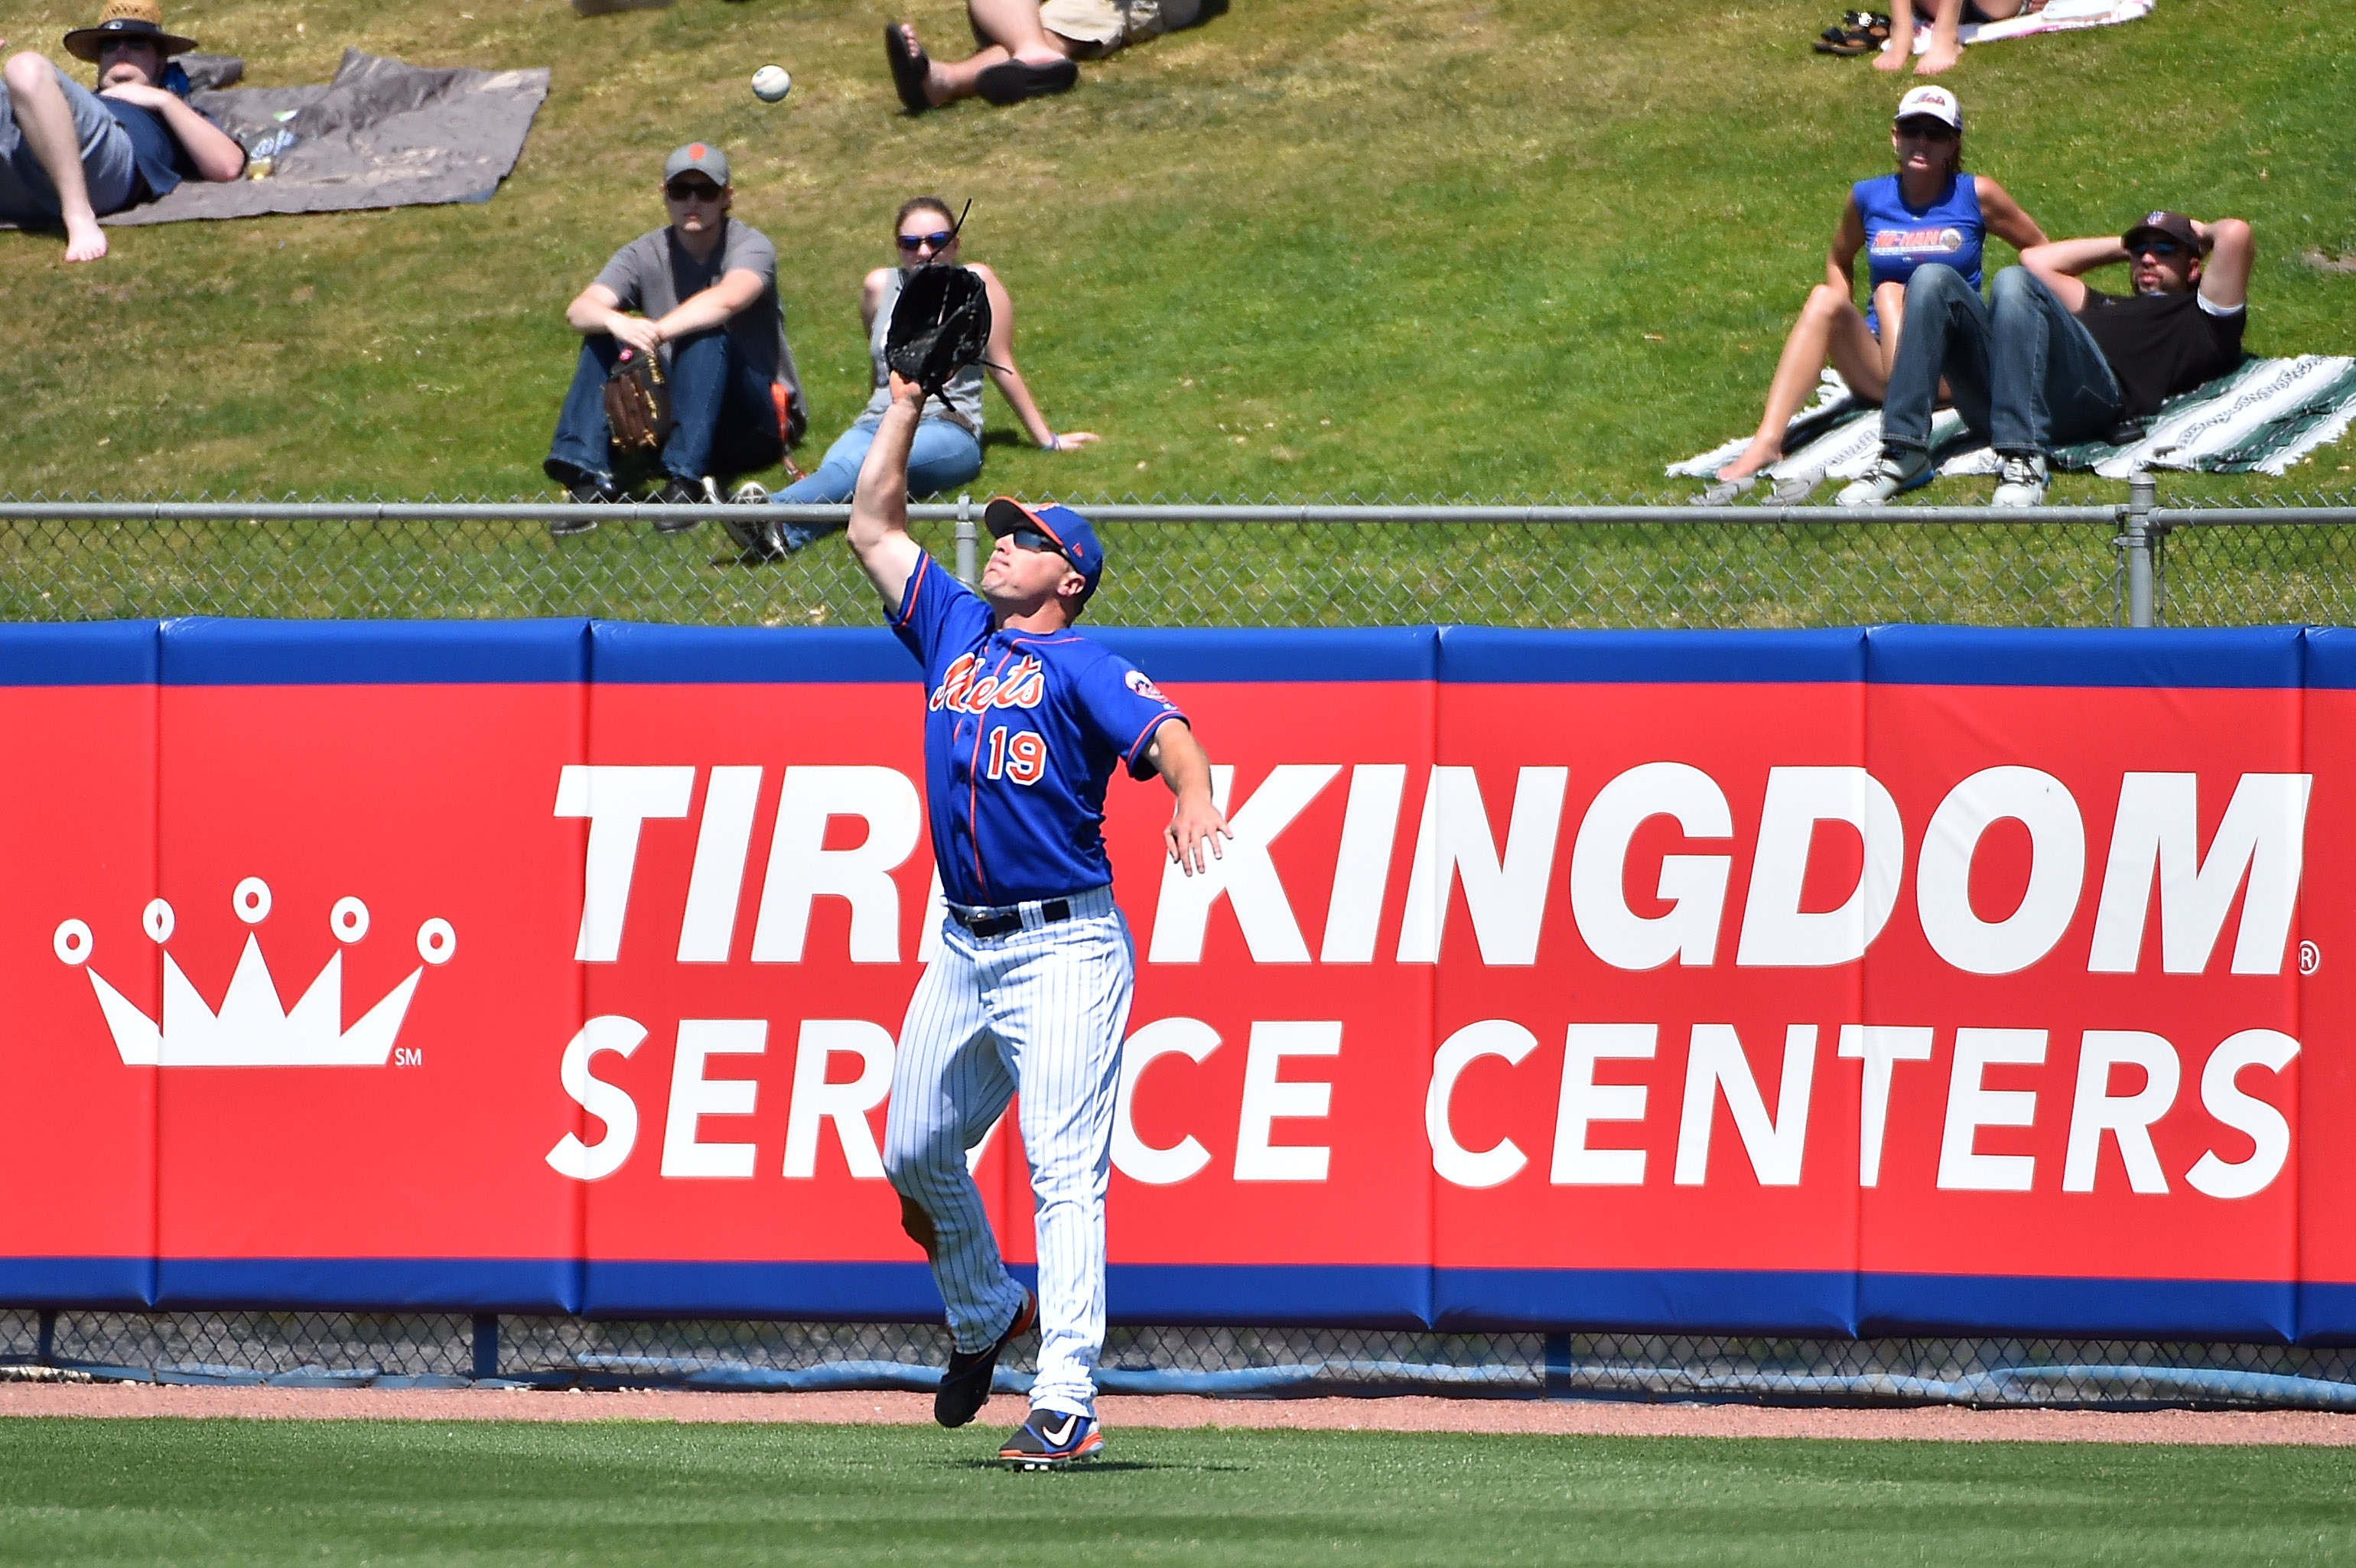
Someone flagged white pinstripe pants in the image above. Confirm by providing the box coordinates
[882,884,1133,1419]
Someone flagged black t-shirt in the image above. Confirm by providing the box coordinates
[2075,287,2247,418]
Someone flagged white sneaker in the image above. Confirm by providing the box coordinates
[1991,453,2050,508]
[1834,447,1932,507]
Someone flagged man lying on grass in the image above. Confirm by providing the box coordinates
[1840,210,2253,507]
[0,0,242,262]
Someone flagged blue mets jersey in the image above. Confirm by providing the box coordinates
[891,553,1186,906]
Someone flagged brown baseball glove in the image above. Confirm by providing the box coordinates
[603,346,672,456]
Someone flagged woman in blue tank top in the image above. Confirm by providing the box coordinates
[1712,87,2045,490]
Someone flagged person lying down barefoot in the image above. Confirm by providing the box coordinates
[1878,0,2048,76]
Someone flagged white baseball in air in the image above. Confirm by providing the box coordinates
[751,65,791,102]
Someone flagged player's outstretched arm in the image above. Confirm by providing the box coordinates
[846,372,929,609]
[1144,717,1229,877]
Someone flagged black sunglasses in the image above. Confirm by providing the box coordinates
[1007,528,1071,561]
[2130,237,2188,259]
[897,229,957,252]
[1895,118,1959,141]
[665,179,723,201]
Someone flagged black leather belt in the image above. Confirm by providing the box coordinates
[953,898,1072,939]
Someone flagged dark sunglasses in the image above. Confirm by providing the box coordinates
[1895,118,1959,141]
[1007,528,1069,561]
[664,179,723,201]
[896,229,957,252]
[2130,237,2188,259]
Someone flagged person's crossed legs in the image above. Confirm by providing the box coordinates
[895,0,1069,108]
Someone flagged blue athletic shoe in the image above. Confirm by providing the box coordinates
[998,1409,1104,1469]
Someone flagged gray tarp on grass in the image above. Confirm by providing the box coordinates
[103,48,548,226]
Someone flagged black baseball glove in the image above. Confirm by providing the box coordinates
[884,263,993,406]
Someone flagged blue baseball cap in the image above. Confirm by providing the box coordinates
[984,497,1104,601]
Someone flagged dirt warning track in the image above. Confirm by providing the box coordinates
[2,1384,2353,1445]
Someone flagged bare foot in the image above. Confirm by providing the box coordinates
[64,213,107,262]
[1716,442,1783,483]
[1872,39,1909,70]
[1915,40,1961,73]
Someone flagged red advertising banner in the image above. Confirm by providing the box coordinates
[1,618,2345,1341]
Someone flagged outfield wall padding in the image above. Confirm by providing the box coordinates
[3,617,2349,1341]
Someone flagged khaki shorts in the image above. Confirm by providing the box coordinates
[1038,0,1175,57]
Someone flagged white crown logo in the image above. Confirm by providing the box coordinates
[53,879,457,1068]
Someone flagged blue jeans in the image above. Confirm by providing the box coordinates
[545,329,782,487]
[774,415,983,503]
[1882,264,2123,457]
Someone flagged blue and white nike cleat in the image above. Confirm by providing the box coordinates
[997,1409,1105,1469]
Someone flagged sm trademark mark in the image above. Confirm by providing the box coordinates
[394,1047,425,1067]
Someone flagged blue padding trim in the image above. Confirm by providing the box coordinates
[153,1258,580,1313]
[1431,1268,1856,1336]
[1091,628,1437,685]
[580,1261,945,1319]
[0,1256,155,1308]
[0,622,159,687]
[1106,1264,1433,1328]
[1867,624,2307,689]
[1859,1272,2295,1341]
[590,622,917,685]
[1437,626,1866,685]
[2303,627,2356,691]
[160,618,588,685]
[2293,1284,2356,1345]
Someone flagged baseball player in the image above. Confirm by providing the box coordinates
[845,370,1228,1469]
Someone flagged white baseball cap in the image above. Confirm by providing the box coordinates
[1894,86,1962,131]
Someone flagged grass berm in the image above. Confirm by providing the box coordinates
[1,0,2350,624]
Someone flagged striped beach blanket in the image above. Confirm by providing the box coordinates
[1925,0,2156,52]
[1669,357,2356,486]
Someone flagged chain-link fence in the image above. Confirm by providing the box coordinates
[8,485,2356,1411]
[2,488,2353,629]
[10,1311,2356,1410]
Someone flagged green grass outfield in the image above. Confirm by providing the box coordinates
[3,1418,2354,1566]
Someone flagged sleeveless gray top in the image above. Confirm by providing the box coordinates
[861,265,986,432]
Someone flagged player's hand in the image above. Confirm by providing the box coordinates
[1044,431,1100,451]
[1164,795,1231,877]
[887,370,926,408]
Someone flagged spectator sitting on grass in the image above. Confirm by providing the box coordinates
[884,0,1220,112]
[1839,210,2254,508]
[1708,86,2044,501]
[543,142,807,535]
[0,0,244,263]
[1878,0,2046,77]
[724,197,1095,562]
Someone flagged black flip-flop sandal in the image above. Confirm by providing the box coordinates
[885,24,932,114]
[975,57,1079,106]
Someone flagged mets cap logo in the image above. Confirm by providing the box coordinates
[53,879,456,1067]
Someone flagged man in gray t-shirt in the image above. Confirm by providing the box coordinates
[543,142,807,532]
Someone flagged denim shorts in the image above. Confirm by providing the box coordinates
[0,66,140,223]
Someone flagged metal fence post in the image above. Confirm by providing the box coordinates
[2125,472,2157,627]
[35,1309,54,1367]
[955,493,976,586]
[471,1313,500,1381]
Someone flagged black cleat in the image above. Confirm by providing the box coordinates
[935,1289,1036,1429]
[652,475,719,532]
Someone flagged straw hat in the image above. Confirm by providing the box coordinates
[63,0,199,64]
